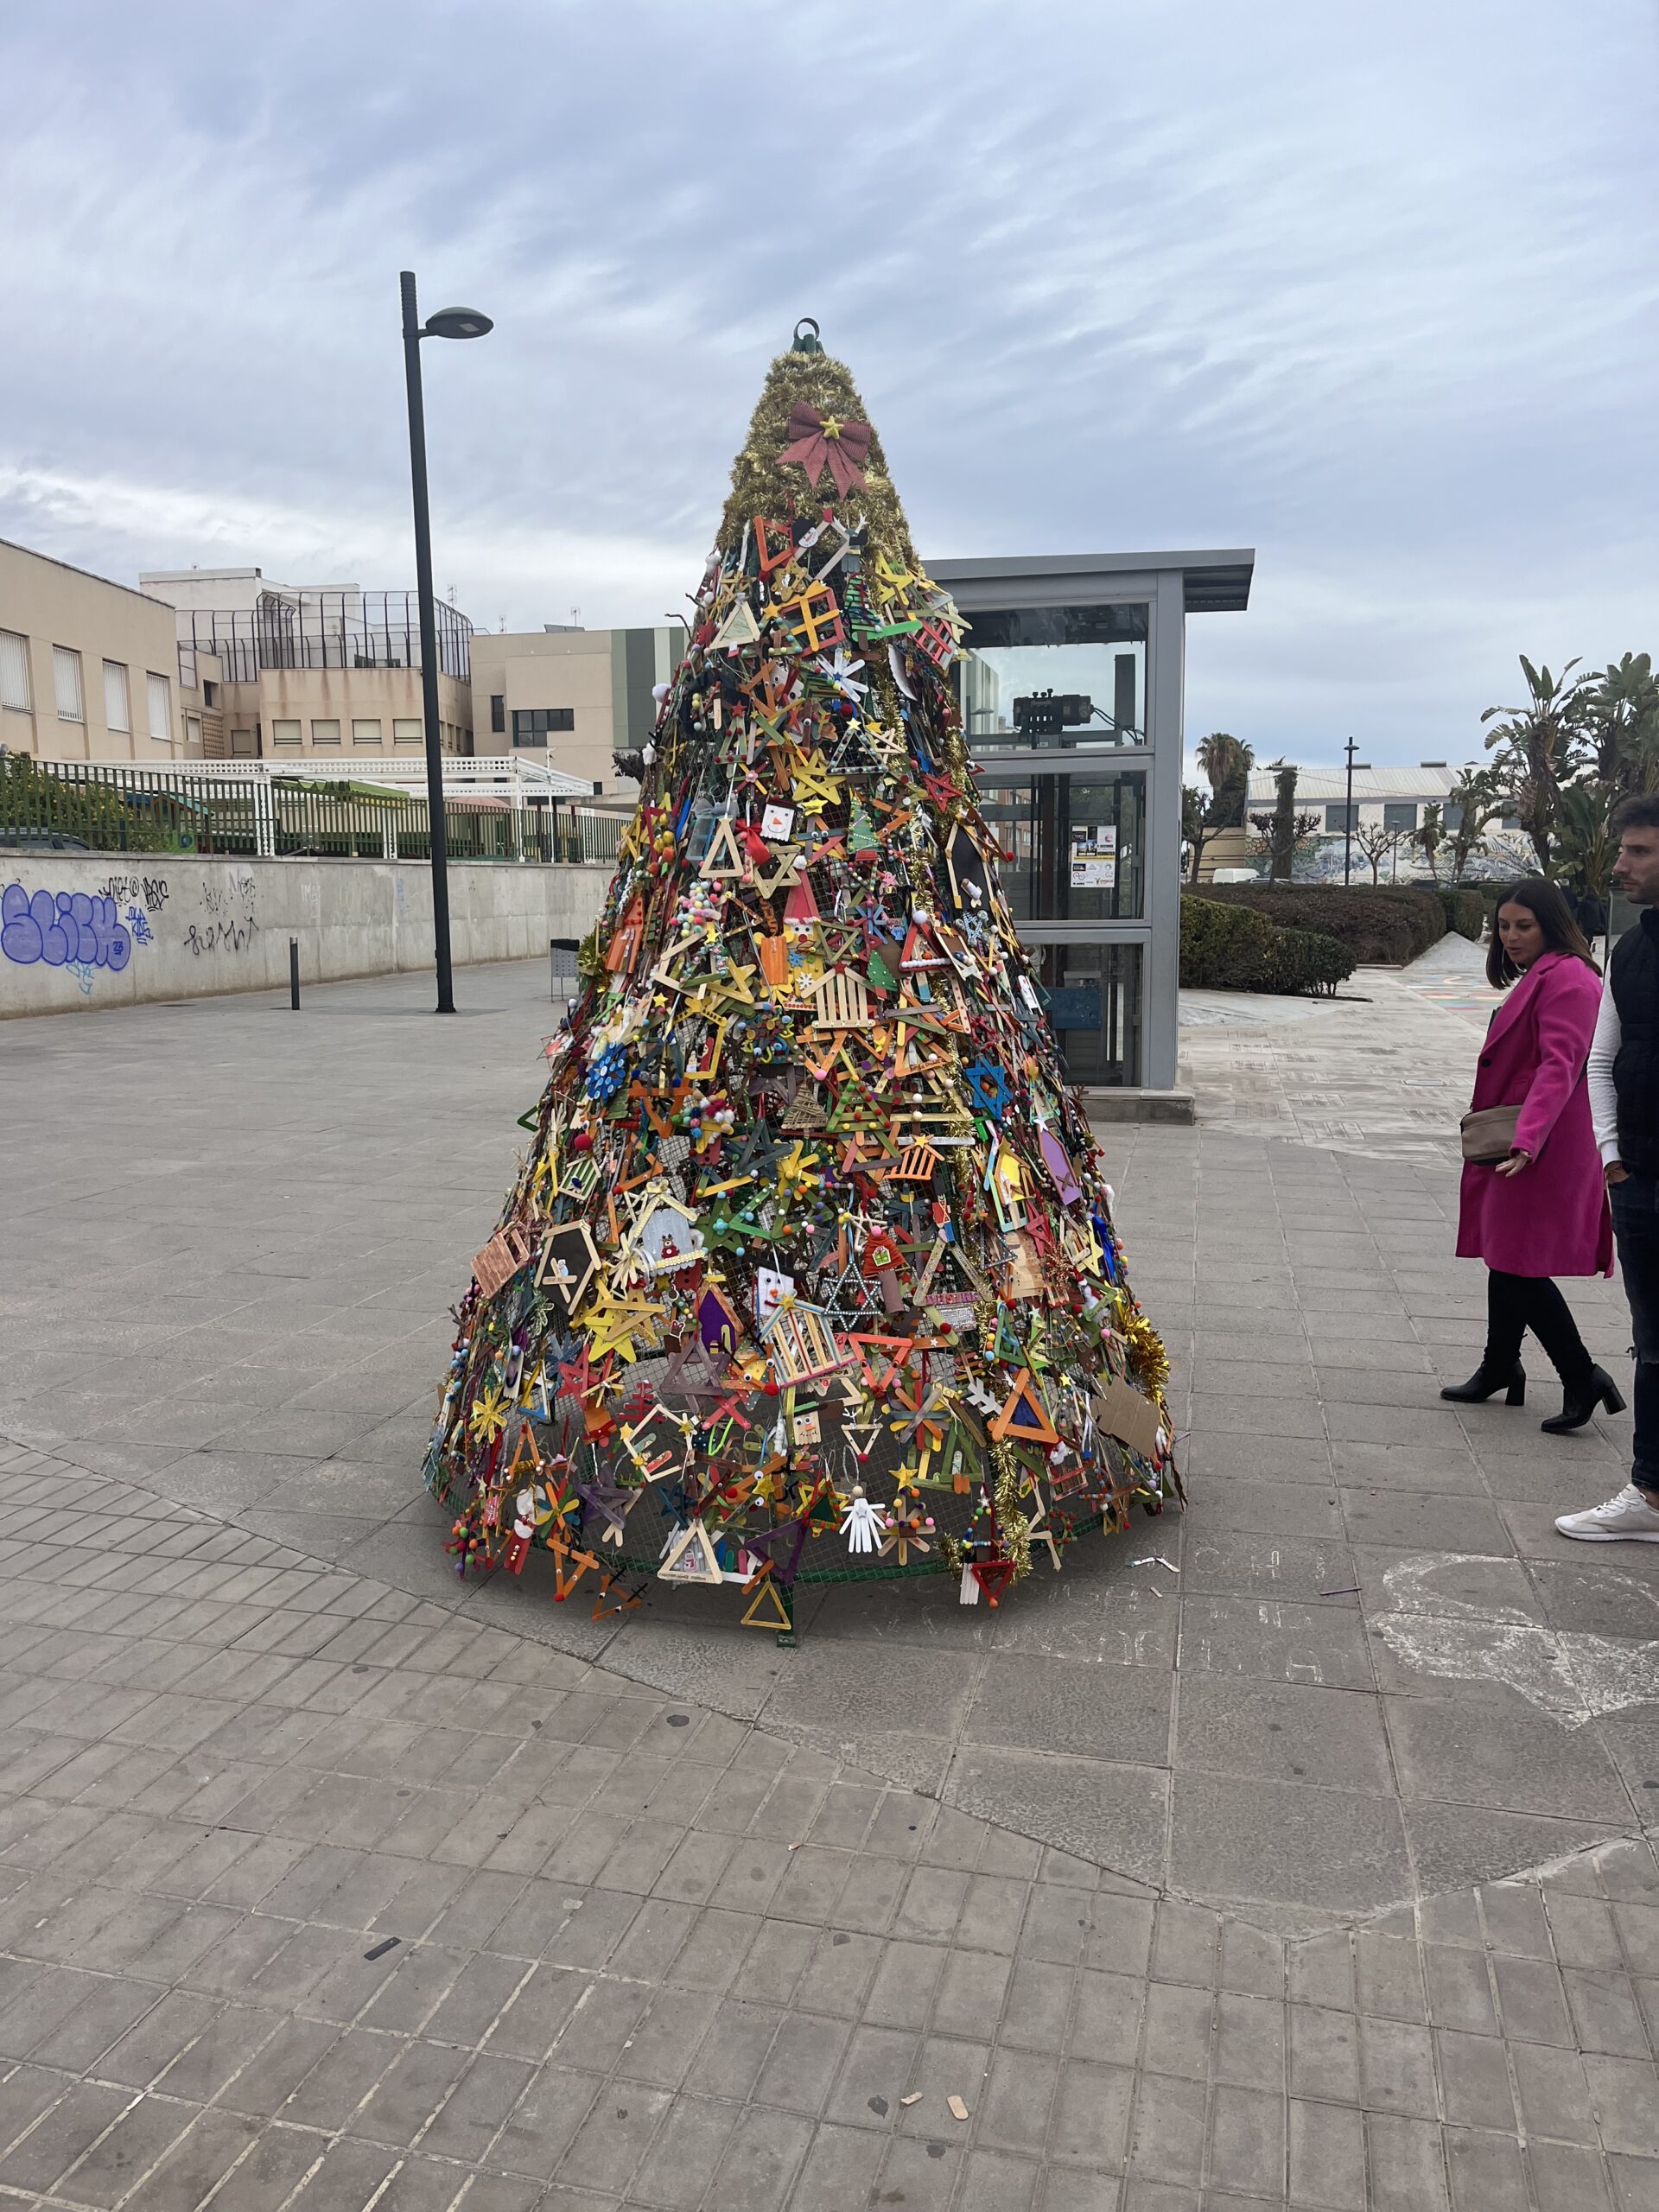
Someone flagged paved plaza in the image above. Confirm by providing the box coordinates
[3,944,1659,2209]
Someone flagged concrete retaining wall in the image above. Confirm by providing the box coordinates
[0,855,613,1018]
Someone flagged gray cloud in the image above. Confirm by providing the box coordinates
[1,0,1655,769]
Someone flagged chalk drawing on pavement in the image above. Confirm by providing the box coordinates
[1375,1553,1659,1731]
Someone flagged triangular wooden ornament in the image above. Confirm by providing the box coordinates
[782,1085,828,1131]
[552,1542,601,1601]
[988,1368,1059,1447]
[658,1519,725,1585]
[971,1556,1017,1606]
[740,1573,793,1630]
[700,817,748,880]
[711,598,761,651]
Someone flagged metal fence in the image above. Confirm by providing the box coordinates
[181,591,472,683]
[0,760,623,866]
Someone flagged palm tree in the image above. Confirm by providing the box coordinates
[1480,656,1592,872]
[1187,732,1255,881]
[1414,803,1445,883]
[1196,731,1253,827]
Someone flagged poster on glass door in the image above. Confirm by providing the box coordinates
[1069,824,1117,889]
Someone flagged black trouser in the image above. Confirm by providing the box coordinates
[1485,1268,1594,1394]
[1611,1173,1659,1497]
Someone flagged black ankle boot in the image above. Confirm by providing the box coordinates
[1541,1366,1626,1434]
[1440,1362,1526,1406]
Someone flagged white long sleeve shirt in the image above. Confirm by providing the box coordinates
[1588,969,1622,1166]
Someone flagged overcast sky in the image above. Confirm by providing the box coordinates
[2,0,1654,773]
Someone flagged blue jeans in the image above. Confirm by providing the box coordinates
[1611,1173,1659,1497]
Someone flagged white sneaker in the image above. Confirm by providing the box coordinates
[1554,1485,1659,1542]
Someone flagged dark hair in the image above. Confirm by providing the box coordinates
[1612,796,1659,837]
[1486,876,1599,988]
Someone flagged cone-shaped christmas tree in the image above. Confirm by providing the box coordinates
[425,328,1179,1630]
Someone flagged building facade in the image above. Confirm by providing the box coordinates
[139,569,474,765]
[1244,762,1461,838]
[468,625,681,798]
[0,538,192,760]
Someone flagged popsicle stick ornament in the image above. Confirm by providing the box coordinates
[421,326,1181,1633]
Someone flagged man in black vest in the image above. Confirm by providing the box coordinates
[1558,796,1659,1541]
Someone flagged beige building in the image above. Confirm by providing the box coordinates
[470,625,681,797]
[0,537,194,760]
[139,569,474,763]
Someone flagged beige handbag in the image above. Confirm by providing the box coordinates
[1460,1104,1522,1163]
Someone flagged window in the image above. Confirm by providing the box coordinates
[975,766,1147,922]
[392,718,423,746]
[146,671,171,741]
[352,718,383,747]
[490,694,505,734]
[1445,804,1465,833]
[231,728,257,756]
[1,631,31,712]
[1027,943,1143,1086]
[202,680,219,707]
[1382,801,1417,834]
[512,707,575,747]
[184,714,202,750]
[1325,803,1358,833]
[311,719,341,747]
[955,602,1150,750]
[271,719,302,748]
[53,646,84,721]
[102,660,131,732]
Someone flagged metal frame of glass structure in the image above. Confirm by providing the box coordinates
[929,550,1254,1090]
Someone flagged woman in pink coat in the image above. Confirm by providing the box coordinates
[1445,877,1618,1433]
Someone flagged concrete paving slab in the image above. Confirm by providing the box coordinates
[7,953,1659,1947]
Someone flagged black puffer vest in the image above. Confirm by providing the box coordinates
[1611,908,1659,1175]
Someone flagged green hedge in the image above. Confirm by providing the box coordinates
[1265,925,1357,995]
[1180,898,1356,996]
[1434,887,1484,941]
[1186,882,1450,963]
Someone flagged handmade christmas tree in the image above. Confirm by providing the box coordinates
[424,326,1179,1635]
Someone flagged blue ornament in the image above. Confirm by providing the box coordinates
[964,1058,1014,1117]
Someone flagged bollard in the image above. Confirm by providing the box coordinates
[289,938,300,1010]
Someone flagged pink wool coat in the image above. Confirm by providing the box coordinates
[1456,950,1612,1279]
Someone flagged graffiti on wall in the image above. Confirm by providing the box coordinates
[1,886,132,971]
[96,873,170,915]
[183,870,257,957]
[183,918,257,957]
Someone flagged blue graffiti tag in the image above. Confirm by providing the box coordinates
[1,885,132,971]
[125,906,153,944]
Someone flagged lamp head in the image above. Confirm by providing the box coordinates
[423,306,493,340]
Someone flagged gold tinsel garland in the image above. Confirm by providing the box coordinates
[1120,1309,1169,1399]
[715,350,919,582]
[992,1446,1033,1584]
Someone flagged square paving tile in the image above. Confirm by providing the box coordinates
[1173,1675,1395,1794]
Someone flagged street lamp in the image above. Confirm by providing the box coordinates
[1342,736,1371,887]
[400,270,493,1014]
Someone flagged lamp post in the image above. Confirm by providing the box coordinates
[1342,736,1371,887]
[400,270,492,1014]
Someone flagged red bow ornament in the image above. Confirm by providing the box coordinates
[777,402,873,498]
